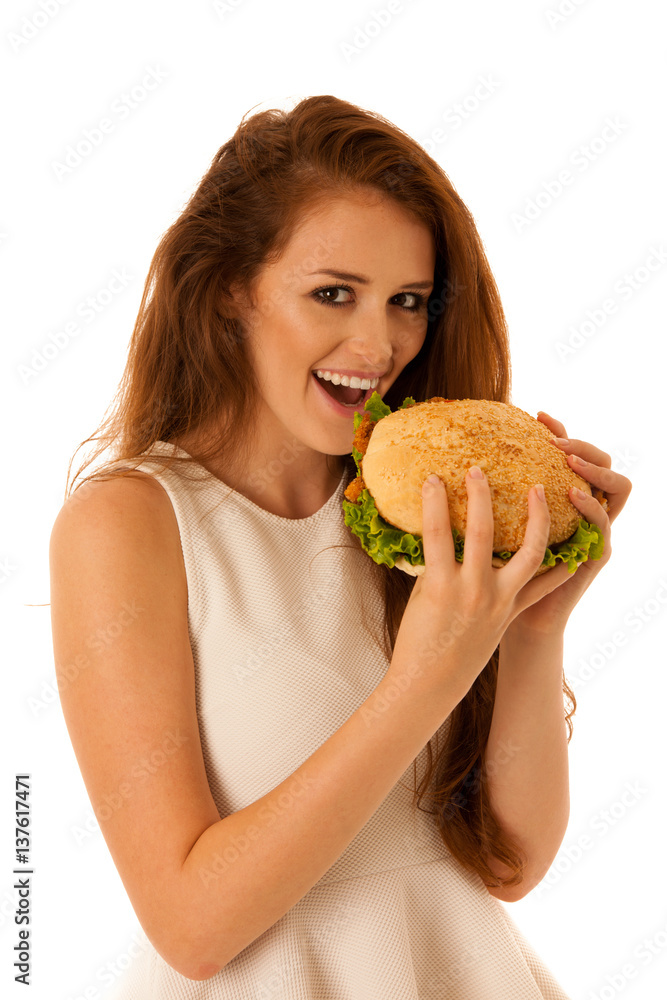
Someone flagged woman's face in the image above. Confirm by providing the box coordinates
[232,189,436,464]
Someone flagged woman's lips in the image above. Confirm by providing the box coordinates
[311,371,374,415]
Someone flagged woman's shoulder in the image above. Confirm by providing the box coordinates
[51,469,184,582]
[58,467,174,520]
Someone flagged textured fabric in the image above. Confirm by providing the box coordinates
[107,440,571,999]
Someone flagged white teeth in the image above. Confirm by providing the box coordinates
[315,369,379,389]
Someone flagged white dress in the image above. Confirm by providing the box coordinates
[104,440,571,999]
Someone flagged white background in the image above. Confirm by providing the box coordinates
[2,1,666,998]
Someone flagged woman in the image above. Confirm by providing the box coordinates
[49,95,631,997]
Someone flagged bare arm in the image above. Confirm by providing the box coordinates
[49,474,471,982]
[483,624,570,902]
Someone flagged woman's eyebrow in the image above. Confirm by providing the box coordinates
[306,268,434,289]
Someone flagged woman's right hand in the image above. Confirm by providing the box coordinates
[388,466,575,701]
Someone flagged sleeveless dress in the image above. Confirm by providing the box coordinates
[105,440,572,1000]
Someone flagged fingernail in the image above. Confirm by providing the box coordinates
[571,486,587,498]
[551,437,569,447]
[423,474,441,491]
[535,483,545,502]
[468,466,484,480]
[570,454,587,466]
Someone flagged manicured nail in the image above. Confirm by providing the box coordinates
[571,486,587,498]
[423,474,441,491]
[468,466,484,479]
[551,437,569,447]
[535,484,545,502]
[570,454,587,466]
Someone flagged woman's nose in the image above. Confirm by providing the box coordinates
[349,326,393,371]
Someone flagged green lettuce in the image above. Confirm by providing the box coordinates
[343,392,604,574]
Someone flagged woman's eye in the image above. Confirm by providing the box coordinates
[314,285,353,306]
[312,285,425,311]
[394,291,423,310]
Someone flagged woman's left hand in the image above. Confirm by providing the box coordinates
[507,410,633,636]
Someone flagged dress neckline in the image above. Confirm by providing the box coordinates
[148,440,349,525]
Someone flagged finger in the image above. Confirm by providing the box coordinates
[500,484,552,586]
[567,485,612,558]
[548,437,612,469]
[563,456,632,524]
[512,560,580,617]
[460,466,494,578]
[420,474,455,579]
[563,453,621,489]
[537,411,568,439]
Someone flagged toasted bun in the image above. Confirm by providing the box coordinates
[361,398,596,575]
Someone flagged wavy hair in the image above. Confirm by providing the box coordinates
[64,95,575,890]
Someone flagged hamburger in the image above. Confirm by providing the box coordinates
[342,393,607,578]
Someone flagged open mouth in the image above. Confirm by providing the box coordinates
[311,371,375,408]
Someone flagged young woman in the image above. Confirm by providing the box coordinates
[49,95,631,997]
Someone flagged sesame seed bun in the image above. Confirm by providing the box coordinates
[360,397,599,577]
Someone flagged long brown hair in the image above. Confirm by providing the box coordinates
[65,94,575,890]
